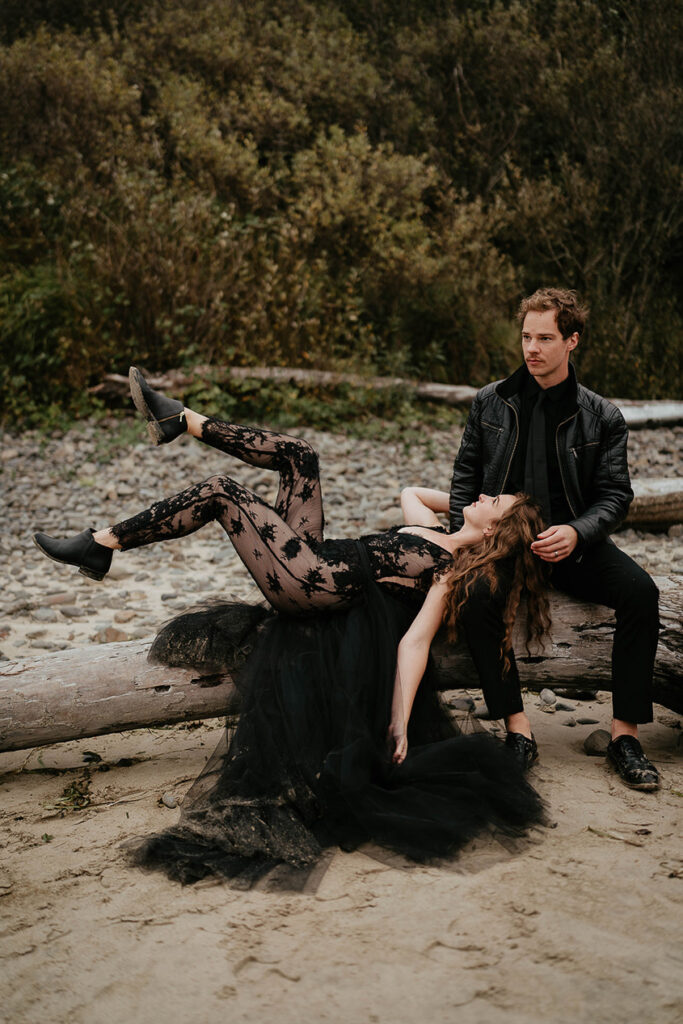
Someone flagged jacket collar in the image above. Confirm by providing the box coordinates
[496,362,579,413]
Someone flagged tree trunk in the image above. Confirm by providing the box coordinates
[1,577,680,753]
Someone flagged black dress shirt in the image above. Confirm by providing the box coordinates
[506,371,575,524]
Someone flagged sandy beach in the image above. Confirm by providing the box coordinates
[1,420,682,1023]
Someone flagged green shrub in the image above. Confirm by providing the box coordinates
[0,263,87,423]
[0,0,680,427]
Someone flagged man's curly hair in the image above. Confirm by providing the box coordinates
[518,287,589,340]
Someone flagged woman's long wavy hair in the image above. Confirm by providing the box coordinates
[443,495,552,675]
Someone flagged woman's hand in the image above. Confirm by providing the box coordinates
[387,720,408,765]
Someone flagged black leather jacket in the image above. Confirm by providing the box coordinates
[449,364,634,548]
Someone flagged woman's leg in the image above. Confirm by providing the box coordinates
[107,473,344,614]
[130,368,325,544]
[38,377,327,590]
[185,411,325,546]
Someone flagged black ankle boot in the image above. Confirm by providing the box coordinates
[33,528,113,581]
[504,731,539,772]
[129,366,187,445]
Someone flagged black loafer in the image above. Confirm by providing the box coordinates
[505,731,539,771]
[607,736,659,791]
[33,528,113,581]
[129,366,186,445]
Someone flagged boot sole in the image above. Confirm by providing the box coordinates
[32,535,107,582]
[128,368,164,446]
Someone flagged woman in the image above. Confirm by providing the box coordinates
[34,369,550,885]
[388,486,550,765]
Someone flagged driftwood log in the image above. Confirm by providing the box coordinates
[1,577,680,753]
[90,367,479,410]
[90,367,683,429]
[628,479,683,530]
[0,639,240,754]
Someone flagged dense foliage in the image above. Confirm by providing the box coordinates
[1,0,681,424]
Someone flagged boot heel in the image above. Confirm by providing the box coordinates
[78,566,106,582]
[146,420,163,446]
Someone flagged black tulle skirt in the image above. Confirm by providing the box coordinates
[124,583,545,887]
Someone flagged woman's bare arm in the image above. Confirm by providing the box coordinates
[389,579,449,764]
[400,487,450,528]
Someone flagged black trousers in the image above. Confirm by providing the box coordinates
[460,541,659,724]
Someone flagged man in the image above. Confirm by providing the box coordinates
[449,287,660,790]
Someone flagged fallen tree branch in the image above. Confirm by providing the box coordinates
[89,367,683,428]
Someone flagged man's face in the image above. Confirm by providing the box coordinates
[522,309,578,388]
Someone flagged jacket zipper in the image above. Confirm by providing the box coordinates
[556,412,579,518]
[500,397,520,493]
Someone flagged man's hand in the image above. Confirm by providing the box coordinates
[531,524,578,563]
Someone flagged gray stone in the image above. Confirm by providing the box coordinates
[540,688,556,705]
[450,697,476,712]
[161,793,178,809]
[95,627,129,644]
[555,701,576,712]
[562,717,577,727]
[114,610,138,623]
[583,729,611,756]
[107,566,133,581]
[36,494,63,510]
[43,592,78,607]
[31,607,59,623]
[576,717,600,725]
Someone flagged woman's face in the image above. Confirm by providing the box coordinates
[463,493,517,535]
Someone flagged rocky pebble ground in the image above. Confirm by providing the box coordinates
[1,417,682,662]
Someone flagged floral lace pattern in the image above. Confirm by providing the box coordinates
[111,418,452,613]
